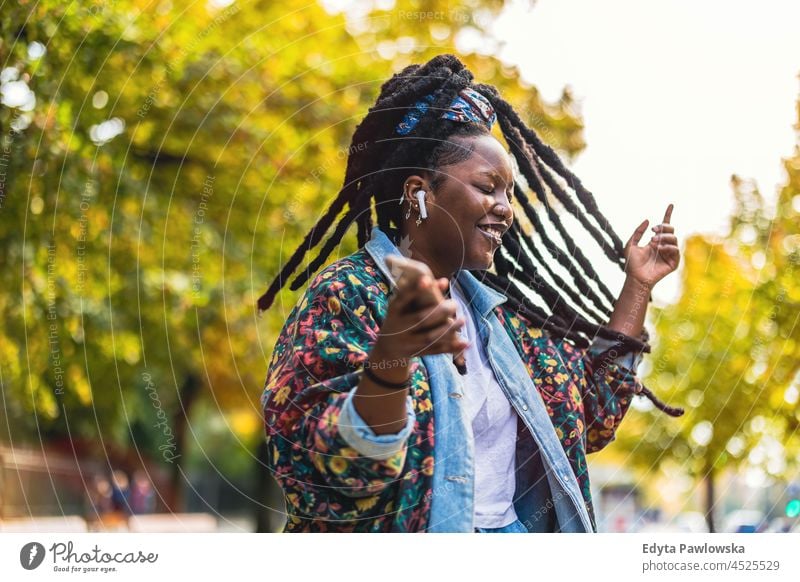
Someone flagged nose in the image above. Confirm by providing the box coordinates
[493,198,513,222]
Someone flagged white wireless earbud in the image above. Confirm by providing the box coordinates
[415,190,428,219]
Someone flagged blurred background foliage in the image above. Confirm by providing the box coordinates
[1,0,797,529]
[612,123,800,530]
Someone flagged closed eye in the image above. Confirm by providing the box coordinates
[477,184,514,203]
[475,185,514,200]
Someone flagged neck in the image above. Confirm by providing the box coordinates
[401,240,458,281]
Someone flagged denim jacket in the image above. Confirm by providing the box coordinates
[261,226,644,532]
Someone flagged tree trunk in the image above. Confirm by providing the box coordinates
[168,373,201,512]
[704,466,716,533]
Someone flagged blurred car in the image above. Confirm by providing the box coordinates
[721,510,766,533]
[674,512,709,533]
[766,517,796,533]
[635,512,709,533]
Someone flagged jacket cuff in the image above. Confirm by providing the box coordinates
[337,386,415,461]
[588,335,643,371]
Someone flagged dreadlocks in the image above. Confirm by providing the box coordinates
[256,53,682,417]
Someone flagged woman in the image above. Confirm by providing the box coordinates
[257,54,683,533]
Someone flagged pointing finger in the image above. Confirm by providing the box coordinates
[662,203,674,225]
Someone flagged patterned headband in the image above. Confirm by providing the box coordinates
[395,87,497,136]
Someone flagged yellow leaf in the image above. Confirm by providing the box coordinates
[355,496,379,511]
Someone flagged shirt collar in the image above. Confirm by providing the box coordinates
[364,226,507,317]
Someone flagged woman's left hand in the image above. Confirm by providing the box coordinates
[623,203,681,287]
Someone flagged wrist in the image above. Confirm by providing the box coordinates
[366,344,410,380]
[622,276,652,297]
[370,341,408,366]
[362,363,410,390]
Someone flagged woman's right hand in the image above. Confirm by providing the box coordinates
[371,256,469,364]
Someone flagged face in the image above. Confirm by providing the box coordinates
[400,134,515,279]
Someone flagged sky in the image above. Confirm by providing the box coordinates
[485,0,800,303]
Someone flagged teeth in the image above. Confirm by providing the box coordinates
[479,225,502,242]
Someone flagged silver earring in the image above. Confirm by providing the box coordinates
[399,183,411,205]
[405,206,411,220]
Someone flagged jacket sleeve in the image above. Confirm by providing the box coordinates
[261,266,415,498]
[551,332,645,454]
[497,305,644,455]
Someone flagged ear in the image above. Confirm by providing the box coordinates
[402,174,434,206]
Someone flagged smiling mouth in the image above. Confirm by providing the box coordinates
[476,224,504,246]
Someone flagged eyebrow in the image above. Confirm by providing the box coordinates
[475,170,515,185]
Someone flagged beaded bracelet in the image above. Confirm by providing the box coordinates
[362,361,411,391]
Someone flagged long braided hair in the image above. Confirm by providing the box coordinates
[257,54,682,417]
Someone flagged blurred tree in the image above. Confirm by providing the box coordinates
[615,88,800,532]
[1,0,581,517]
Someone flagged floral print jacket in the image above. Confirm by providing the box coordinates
[261,229,648,533]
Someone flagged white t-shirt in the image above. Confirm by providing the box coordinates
[449,279,519,529]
